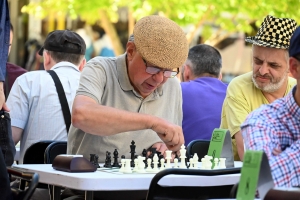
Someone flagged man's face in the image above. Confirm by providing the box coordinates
[127,45,168,98]
[252,45,289,93]
[8,30,13,55]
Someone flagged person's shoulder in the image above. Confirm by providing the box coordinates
[288,76,297,86]
[6,62,27,73]
[229,71,252,85]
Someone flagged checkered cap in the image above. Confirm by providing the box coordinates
[245,15,297,49]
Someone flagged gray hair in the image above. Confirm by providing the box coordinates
[187,44,222,77]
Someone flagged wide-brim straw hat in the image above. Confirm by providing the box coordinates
[245,15,297,49]
[133,15,189,70]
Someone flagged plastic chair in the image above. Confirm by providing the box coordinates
[146,167,241,200]
[186,140,210,161]
[23,140,56,164]
[8,167,39,200]
[44,141,67,164]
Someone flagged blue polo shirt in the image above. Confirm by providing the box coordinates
[0,0,10,81]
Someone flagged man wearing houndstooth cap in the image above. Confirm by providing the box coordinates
[220,15,297,161]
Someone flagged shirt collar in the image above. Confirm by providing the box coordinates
[116,54,163,98]
[50,61,80,72]
[285,86,300,119]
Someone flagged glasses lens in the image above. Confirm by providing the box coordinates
[164,71,178,78]
[146,66,161,75]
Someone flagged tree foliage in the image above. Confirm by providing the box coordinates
[22,0,300,53]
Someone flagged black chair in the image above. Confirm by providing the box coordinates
[8,167,39,200]
[186,140,210,161]
[23,140,56,164]
[21,140,55,190]
[146,167,241,200]
[44,141,67,164]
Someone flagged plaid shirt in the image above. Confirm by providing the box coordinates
[241,86,300,187]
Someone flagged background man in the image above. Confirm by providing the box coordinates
[7,30,86,164]
[220,15,297,161]
[242,26,300,187]
[181,44,227,146]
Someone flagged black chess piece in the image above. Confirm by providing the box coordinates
[112,149,121,168]
[89,154,100,168]
[142,149,148,167]
[103,151,112,168]
[121,155,125,159]
[90,154,96,163]
[130,140,136,167]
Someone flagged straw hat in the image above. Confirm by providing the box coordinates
[133,15,189,69]
[245,15,297,49]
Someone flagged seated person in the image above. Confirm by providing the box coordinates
[242,26,300,187]
[66,15,188,200]
[181,44,227,145]
[7,30,86,164]
[220,15,297,161]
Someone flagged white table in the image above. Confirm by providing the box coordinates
[14,162,242,200]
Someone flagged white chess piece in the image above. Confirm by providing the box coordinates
[137,156,146,173]
[119,159,125,172]
[213,158,219,169]
[160,158,165,170]
[152,154,159,172]
[201,158,206,169]
[193,153,199,169]
[219,158,226,169]
[179,144,187,169]
[173,158,179,168]
[123,159,132,173]
[146,158,152,172]
[133,158,138,172]
[165,150,172,168]
[189,158,194,169]
[206,158,212,170]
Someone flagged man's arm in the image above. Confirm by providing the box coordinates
[242,123,299,187]
[72,95,184,152]
[12,126,22,145]
[234,131,245,160]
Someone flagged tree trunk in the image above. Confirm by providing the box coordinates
[99,9,124,56]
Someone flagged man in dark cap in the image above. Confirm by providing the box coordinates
[242,26,300,187]
[220,15,297,161]
[7,30,86,164]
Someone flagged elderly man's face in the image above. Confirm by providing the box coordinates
[251,45,289,93]
[126,43,168,98]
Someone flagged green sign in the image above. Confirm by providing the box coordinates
[237,150,263,200]
[207,129,227,168]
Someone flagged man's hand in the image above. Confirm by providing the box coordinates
[272,148,282,156]
[0,82,9,111]
[150,118,184,152]
[149,142,176,162]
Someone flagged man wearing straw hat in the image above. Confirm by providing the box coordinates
[68,15,187,162]
[242,26,300,187]
[65,15,188,200]
[220,15,297,161]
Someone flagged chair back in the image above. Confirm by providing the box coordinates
[186,139,210,161]
[8,167,39,200]
[23,140,56,164]
[146,167,241,200]
[44,141,67,164]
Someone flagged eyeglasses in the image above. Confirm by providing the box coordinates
[142,58,179,78]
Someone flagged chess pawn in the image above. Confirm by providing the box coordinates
[165,150,172,169]
[152,154,159,172]
[200,158,206,169]
[189,158,194,169]
[146,158,152,172]
[193,153,198,169]
[133,158,138,172]
[206,160,212,170]
[119,159,125,172]
[213,158,219,169]
[219,158,226,169]
[160,158,165,170]
[173,158,179,168]
[123,159,132,173]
